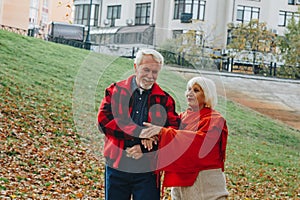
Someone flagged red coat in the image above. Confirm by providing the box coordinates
[157,107,228,187]
[98,75,180,168]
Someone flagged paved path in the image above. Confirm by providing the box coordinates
[167,66,300,131]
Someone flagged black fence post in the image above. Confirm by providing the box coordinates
[226,57,230,71]
[132,47,135,59]
[274,63,277,76]
[177,53,181,65]
[269,62,273,76]
[230,57,234,72]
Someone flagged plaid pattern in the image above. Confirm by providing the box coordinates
[98,75,180,168]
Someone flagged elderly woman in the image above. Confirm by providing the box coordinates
[140,77,229,200]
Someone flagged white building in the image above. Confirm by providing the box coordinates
[73,0,299,56]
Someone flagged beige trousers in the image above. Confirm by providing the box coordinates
[171,169,229,200]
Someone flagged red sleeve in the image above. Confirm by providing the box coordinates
[97,84,142,139]
[164,95,181,129]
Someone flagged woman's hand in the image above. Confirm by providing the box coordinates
[140,122,162,151]
[140,122,162,138]
[141,136,158,151]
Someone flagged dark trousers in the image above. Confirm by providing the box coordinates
[105,165,160,200]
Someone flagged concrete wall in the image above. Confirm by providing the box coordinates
[0,0,3,25]
[49,0,74,23]
[1,0,30,30]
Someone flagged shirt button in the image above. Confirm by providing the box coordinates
[136,111,139,114]
[139,97,141,100]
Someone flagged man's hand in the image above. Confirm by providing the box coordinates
[125,145,143,160]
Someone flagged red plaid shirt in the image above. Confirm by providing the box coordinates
[98,75,180,168]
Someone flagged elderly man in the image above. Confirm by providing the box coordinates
[98,49,180,200]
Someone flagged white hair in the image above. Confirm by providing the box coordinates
[134,49,164,66]
[186,77,218,109]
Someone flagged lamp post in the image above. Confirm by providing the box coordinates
[252,49,256,73]
[85,0,92,50]
[252,45,258,74]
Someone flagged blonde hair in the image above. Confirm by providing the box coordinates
[134,49,164,66]
[186,77,218,108]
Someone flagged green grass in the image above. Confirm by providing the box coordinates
[0,30,299,199]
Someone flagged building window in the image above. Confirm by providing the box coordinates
[135,3,151,25]
[173,30,183,39]
[43,0,48,7]
[174,0,206,21]
[94,4,99,26]
[41,0,49,28]
[288,0,296,5]
[279,11,300,26]
[75,4,89,25]
[107,5,121,26]
[236,5,260,23]
[74,4,99,26]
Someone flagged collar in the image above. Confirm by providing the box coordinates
[131,75,139,92]
[131,76,152,95]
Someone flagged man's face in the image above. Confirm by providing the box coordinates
[134,55,161,90]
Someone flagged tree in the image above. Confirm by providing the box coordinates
[226,19,278,74]
[227,19,276,53]
[159,24,220,69]
[277,8,300,79]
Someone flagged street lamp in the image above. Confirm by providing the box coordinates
[252,45,258,74]
[85,0,92,50]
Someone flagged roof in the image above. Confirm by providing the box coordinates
[90,27,120,34]
[117,25,150,34]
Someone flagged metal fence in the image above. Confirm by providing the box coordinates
[0,24,44,39]
[159,50,300,79]
[48,37,85,49]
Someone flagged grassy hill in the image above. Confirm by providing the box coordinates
[0,30,299,199]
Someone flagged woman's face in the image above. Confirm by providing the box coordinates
[186,83,205,110]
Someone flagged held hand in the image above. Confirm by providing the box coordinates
[125,145,143,160]
[140,122,162,139]
[141,136,158,151]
